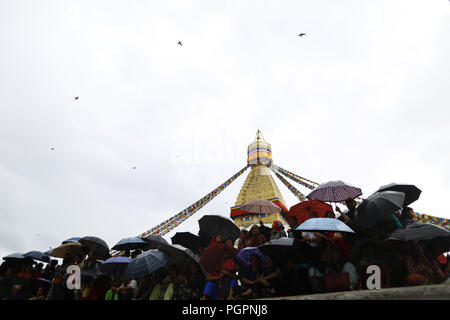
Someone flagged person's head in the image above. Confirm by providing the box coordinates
[250,225,260,236]
[124,250,131,258]
[194,244,204,255]
[272,220,285,232]
[309,211,319,218]
[168,265,179,279]
[403,207,414,219]
[189,262,199,275]
[36,287,44,296]
[25,264,33,273]
[177,270,187,282]
[240,230,249,240]
[130,251,139,259]
[287,216,298,228]
[225,237,234,247]
[74,255,81,265]
[214,234,223,243]
[63,253,73,264]
[345,199,357,210]
[325,211,335,218]
[250,255,262,273]
[50,260,58,267]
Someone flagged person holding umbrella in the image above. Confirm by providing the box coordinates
[399,207,415,227]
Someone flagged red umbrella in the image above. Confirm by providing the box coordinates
[287,200,333,225]
[199,243,237,274]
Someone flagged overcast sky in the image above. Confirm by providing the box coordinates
[1,0,449,260]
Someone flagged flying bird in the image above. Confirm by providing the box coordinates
[298,33,306,37]
[74,96,79,100]
[51,147,55,150]
[177,41,182,46]
[133,166,136,170]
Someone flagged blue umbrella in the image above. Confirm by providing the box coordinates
[295,218,355,233]
[112,237,147,251]
[235,247,266,271]
[24,251,51,263]
[123,249,169,279]
[100,256,132,275]
[62,237,81,244]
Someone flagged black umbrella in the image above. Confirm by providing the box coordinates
[171,232,202,251]
[142,235,169,251]
[24,251,51,263]
[79,236,110,257]
[258,237,295,260]
[353,191,405,227]
[158,243,206,276]
[387,223,450,241]
[198,215,240,242]
[376,183,421,207]
[386,223,450,254]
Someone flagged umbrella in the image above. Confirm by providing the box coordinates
[79,236,110,257]
[353,191,405,227]
[171,232,202,251]
[142,235,169,250]
[288,200,333,225]
[386,223,450,242]
[307,180,362,202]
[376,183,421,208]
[61,237,81,244]
[99,256,132,276]
[240,199,281,215]
[198,215,241,242]
[2,253,34,263]
[258,237,295,259]
[112,237,147,251]
[123,249,169,279]
[235,247,266,271]
[295,218,355,233]
[158,244,206,276]
[48,242,83,258]
[36,277,52,284]
[200,243,238,273]
[24,251,51,263]
[386,223,450,255]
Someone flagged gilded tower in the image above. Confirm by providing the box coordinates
[230,130,288,229]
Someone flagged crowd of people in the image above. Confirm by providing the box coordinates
[1,200,449,300]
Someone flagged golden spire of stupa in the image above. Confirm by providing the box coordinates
[231,130,288,228]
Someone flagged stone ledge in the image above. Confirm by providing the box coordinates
[261,279,450,300]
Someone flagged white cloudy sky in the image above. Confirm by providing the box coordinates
[1,0,449,259]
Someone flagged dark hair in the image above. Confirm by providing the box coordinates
[287,216,298,223]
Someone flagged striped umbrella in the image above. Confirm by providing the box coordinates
[307,180,362,202]
[123,249,169,279]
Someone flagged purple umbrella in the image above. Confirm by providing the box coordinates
[307,180,362,203]
[235,247,266,271]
